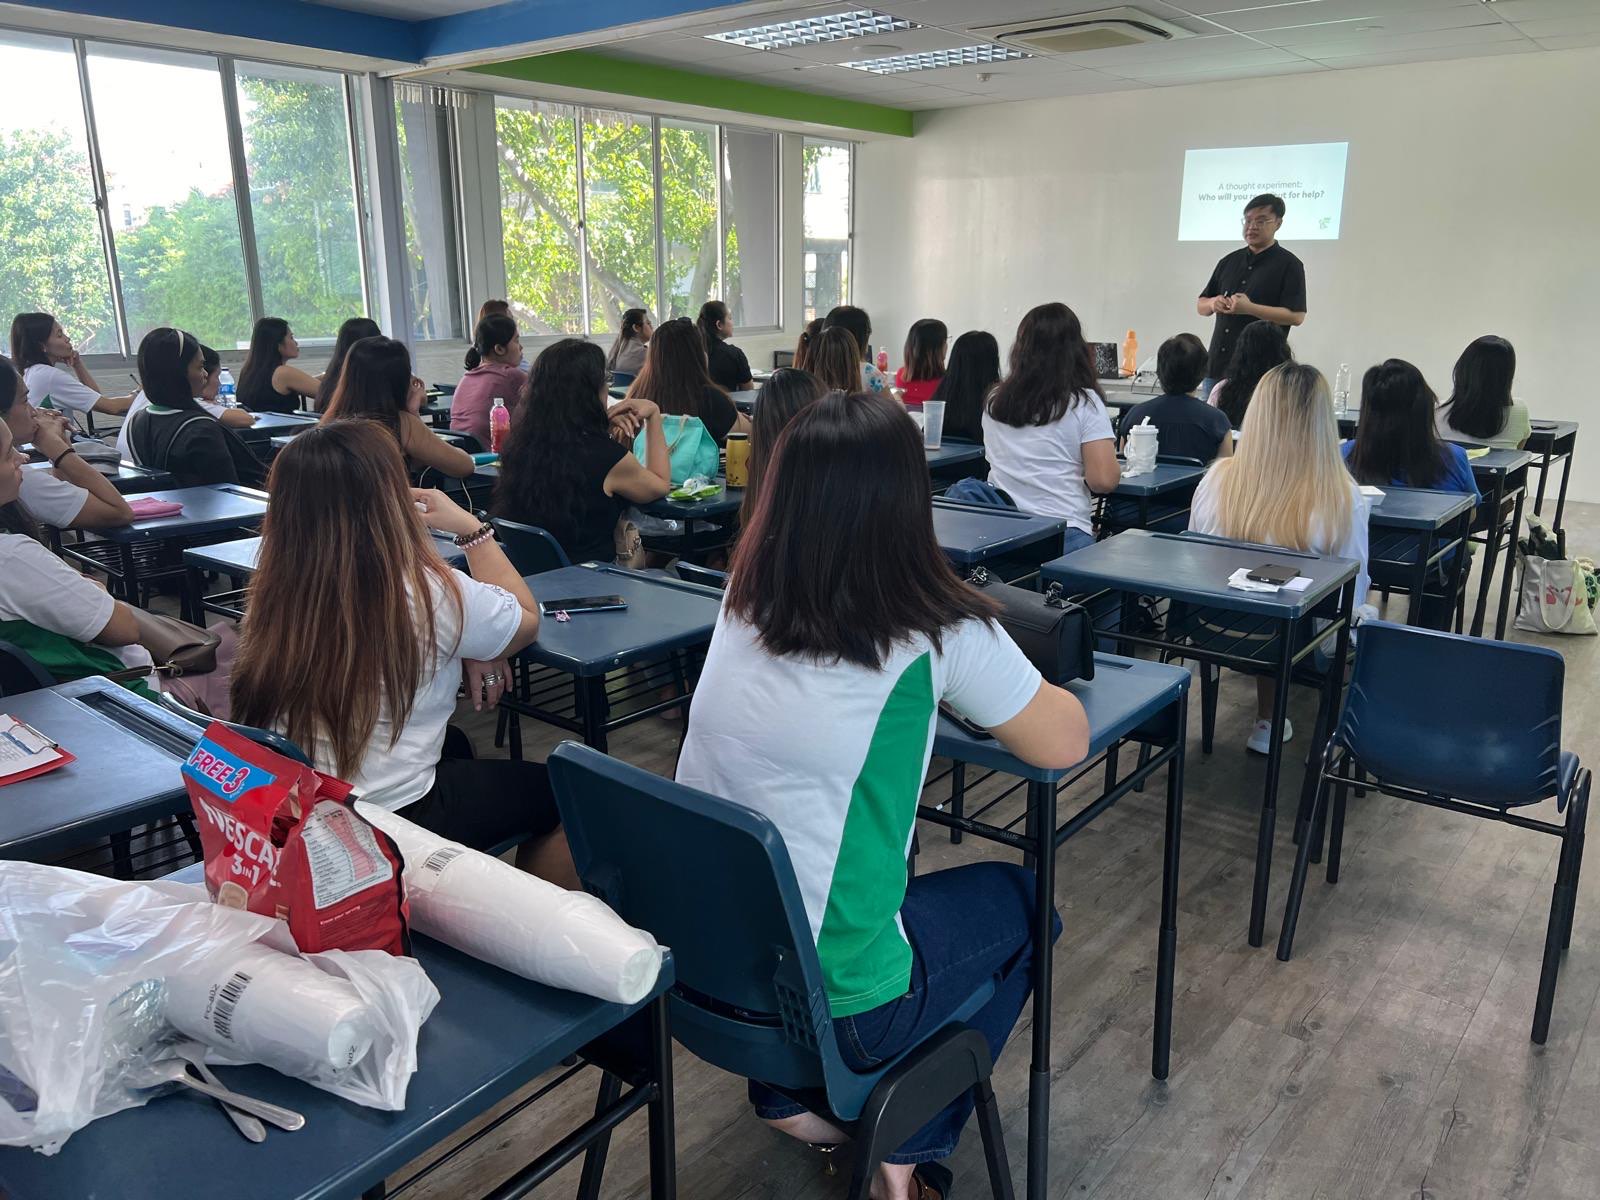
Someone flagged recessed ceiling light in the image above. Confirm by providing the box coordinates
[706,9,917,52]
[842,44,1031,74]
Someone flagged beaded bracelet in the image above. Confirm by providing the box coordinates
[454,522,495,550]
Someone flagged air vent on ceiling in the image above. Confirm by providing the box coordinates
[972,7,1194,55]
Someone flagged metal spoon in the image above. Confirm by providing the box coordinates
[173,1042,266,1142]
[137,1058,306,1131]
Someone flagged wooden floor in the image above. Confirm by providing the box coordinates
[400,499,1600,1200]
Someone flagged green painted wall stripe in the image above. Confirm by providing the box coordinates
[473,50,914,138]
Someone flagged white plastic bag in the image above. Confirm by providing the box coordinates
[1517,555,1598,636]
[356,802,664,1003]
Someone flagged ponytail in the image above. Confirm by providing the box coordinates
[696,300,729,348]
[466,313,518,371]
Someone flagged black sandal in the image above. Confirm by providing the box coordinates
[914,1161,953,1199]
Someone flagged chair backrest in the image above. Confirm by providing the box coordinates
[942,477,1014,509]
[609,371,637,389]
[1157,454,1206,467]
[0,639,53,697]
[492,518,573,575]
[157,693,313,766]
[673,561,727,590]
[1340,619,1564,807]
[547,742,872,1111]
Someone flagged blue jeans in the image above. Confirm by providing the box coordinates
[750,862,1059,1164]
[1062,526,1096,556]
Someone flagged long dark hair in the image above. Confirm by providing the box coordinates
[1346,359,1453,488]
[742,368,827,525]
[137,327,203,412]
[729,391,997,669]
[464,313,517,371]
[628,319,716,419]
[792,318,824,371]
[808,327,861,394]
[823,306,872,364]
[317,317,381,411]
[0,361,41,542]
[1442,335,1516,441]
[988,303,1102,428]
[236,317,291,408]
[696,300,730,347]
[320,337,412,435]
[902,319,948,383]
[8,313,54,370]
[493,339,609,539]
[930,331,1000,443]
[607,307,650,369]
[1218,321,1292,429]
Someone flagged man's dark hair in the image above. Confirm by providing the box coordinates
[1156,333,1207,395]
[1245,193,1285,219]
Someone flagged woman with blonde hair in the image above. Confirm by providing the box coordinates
[1189,361,1370,753]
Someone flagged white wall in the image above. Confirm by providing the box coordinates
[854,47,1600,502]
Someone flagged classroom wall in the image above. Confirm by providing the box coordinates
[852,47,1600,503]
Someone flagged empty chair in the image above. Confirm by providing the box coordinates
[158,691,313,766]
[1278,620,1590,1044]
[491,518,572,576]
[547,742,1016,1200]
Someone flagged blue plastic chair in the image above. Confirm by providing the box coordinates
[1278,620,1590,1043]
[609,371,637,389]
[671,561,727,590]
[547,742,1015,1199]
[0,639,53,697]
[157,692,313,766]
[491,518,573,576]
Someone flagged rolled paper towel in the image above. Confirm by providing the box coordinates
[356,801,664,1004]
[165,941,378,1075]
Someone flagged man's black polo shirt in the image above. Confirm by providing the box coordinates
[1199,242,1307,378]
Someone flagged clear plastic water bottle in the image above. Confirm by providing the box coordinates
[1333,363,1351,417]
[489,395,510,455]
[219,369,236,406]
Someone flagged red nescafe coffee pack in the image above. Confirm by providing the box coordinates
[184,722,411,956]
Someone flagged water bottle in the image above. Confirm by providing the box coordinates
[489,396,510,455]
[1121,330,1139,378]
[219,369,236,406]
[1333,363,1351,417]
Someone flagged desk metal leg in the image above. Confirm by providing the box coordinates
[1153,693,1187,1080]
[950,762,966,845]
[1296,585,1354,866]
[1026,778,1058,1200]
[118,542,139,605]
[647,993,677,1200]
[1250,629,1297,947]
[1471,479,1508,638]
[1553,450,1573,536]
[1494,487,1527,640]
[581,676,610,754]
[183,564,205,626]
[1533,449,1551,515]
[1405,533,1428,627]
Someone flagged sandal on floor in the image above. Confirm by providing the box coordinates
[914,1161,953,1200]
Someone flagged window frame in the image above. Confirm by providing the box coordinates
[800,136,855,322]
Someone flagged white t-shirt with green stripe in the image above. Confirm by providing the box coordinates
[677,611,1041,1017]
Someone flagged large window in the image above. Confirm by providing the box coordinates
[722,129,779,329]
[395,89,465,342]
[659,119,717,321]
[496,98,583,335]
[0,29,369,357]
[582,110,657,335]
[802,139,852,323]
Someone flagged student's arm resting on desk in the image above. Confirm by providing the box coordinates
[605,400,673,503]
[942,618,1090,770]
[402,413,475,478]
[1082,438,1122,493]
[413,488,540,654]
[218,407,256,429]
[29,412,133,527]
[991,679,1091,771]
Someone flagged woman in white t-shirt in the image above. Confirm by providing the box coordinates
[982,302,1121,551]
[229,419,574,884]
[1189,362,1372,754]
[9,312,134,426]
[677,391,1088,1200]
[1,355,132,530]
[117,343,255,461]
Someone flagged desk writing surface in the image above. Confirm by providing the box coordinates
[99,485,270,543]
[931,500,1066,564]
[642,482,743,521]
[186,530,466,575]
[1364,487,1475,531]
[1110,462,1206,499]
[1469,448,1535,477]
[1042,529,1357,619]
[925,442,985,472]
[522,564,722,676]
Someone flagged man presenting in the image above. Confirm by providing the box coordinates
[1196,193,1306,397]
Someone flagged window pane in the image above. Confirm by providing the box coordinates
[395,93,464,341]
[722,129,778,328]
[801,139,851,323]
[236,62,364,341]
[658,119,716,322]
[0,32,117,353]
[581,110,656,335]
[87,44,250,349]
[496,98,583,335]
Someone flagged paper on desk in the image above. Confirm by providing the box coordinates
[1227,568,1312,594]
[1465,447,1491,460]
[0,714,64,781]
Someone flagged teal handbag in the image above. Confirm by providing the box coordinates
[635,414,719,486]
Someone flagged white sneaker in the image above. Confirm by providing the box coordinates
[1246,717,1293,755]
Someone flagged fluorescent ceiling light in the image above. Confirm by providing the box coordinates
[842,44,1031,74]
[706,9,916,51]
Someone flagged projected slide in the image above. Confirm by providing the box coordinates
[1178,142,1349,241]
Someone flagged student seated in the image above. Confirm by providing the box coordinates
[0,420,230,713]
[982,302,1120,554]
[1436,335,1530,450]
[698,300,754,393]
[9,311,134,424]
[823,305,890,393]
[321,336,474,480]
[791,317,823,372]
[235,317,321,413]
[1117,332,1233,463]
[475,299,530,371]
[677,391,1088,1200]
[124,329,267,488]
[928,330,999,445]
[315,317,381,411]
[452,313,526,446]
[1190,362,1371,754]
[494,339,671,563]
[625,318,749,447]
[230,421,572,881]
[740,367,827,524]
[118,343,255,460]
[1208,320,1292,431]
[893,318,947,407]
[807,327,867,396]
[606,307,652,378]
[1,356,132,530]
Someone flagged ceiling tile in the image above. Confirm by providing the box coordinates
[1221,2,1491,37]
[1479,0,1600,18]
[1512,14,1600,38]
[1317,40,1540,68]
[1098,46,1306,77]
[1138,60,1334,86]
[1536,32,1600,49]
[1289,21,1528,59]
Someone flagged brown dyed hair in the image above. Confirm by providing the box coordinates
[901,318,948,383]
[808,326,861,395]
[741,367,827,525]
[231,420,462,776]
[727,391,997,669]
[988,302,1103,428]
[627,318,719,417]
[792,318,824,371]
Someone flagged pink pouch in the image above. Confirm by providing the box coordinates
[128,498,184,519]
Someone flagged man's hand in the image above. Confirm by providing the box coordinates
[1227,293,1254,317]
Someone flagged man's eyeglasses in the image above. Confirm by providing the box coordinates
[1242,216,1278,230]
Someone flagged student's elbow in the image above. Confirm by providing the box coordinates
[88,496,135,528]
[504,608,541,657]
[1087,464,1122,494]
[1289,311,1307,327]
[95,601,140,647]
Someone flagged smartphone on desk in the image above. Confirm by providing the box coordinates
[939,701,994,740]
[539,595,628,615]
[1246,563,1301,586]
